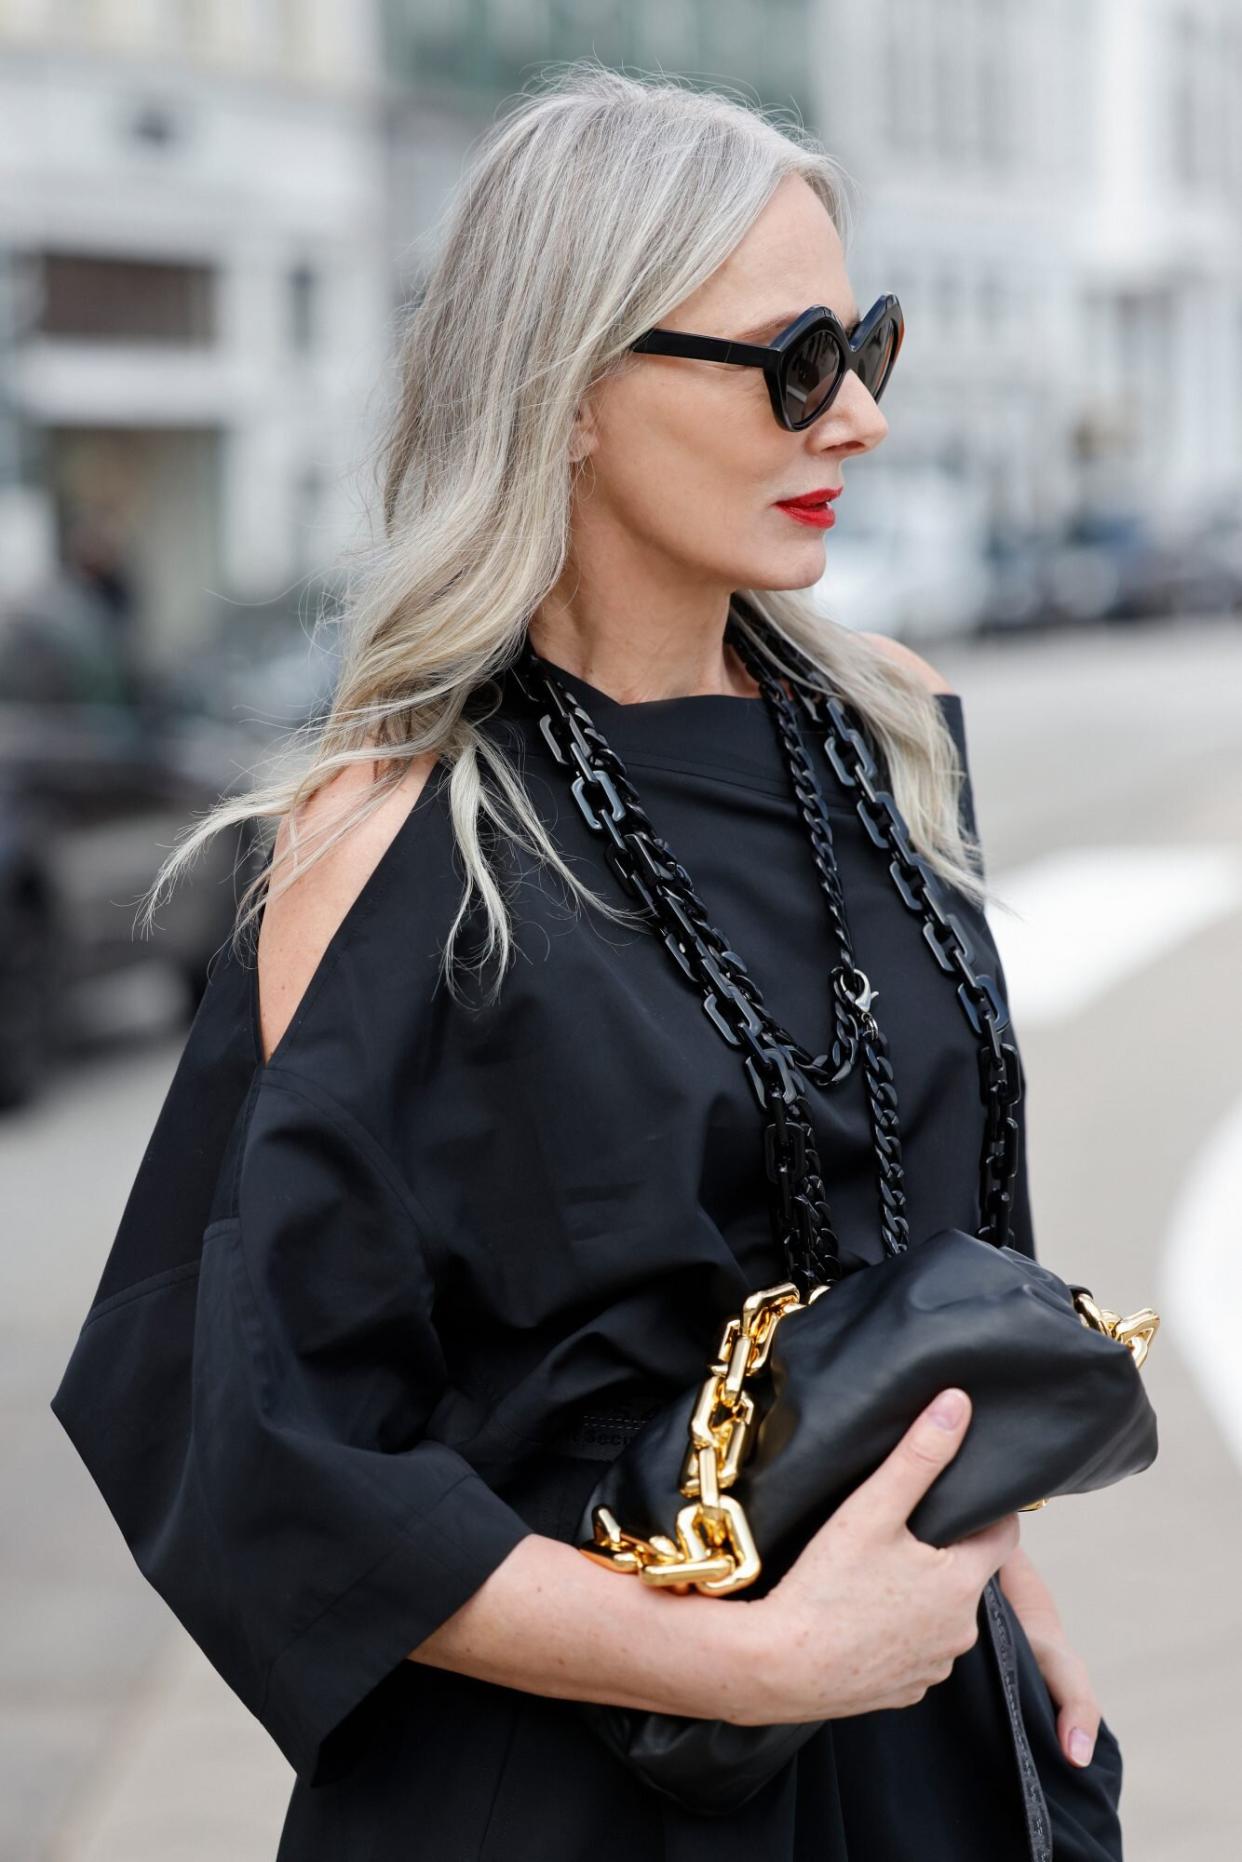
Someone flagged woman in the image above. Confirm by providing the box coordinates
[50,63,1125,1861]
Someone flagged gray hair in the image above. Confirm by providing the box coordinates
[138,60,1003,1004]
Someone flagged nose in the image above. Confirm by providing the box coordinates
[809,370,889,458]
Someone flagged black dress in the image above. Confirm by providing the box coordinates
[50,655,1126,1861]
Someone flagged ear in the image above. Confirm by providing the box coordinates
[568,388,601,465]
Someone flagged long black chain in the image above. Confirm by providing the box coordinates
[726,605,1024,1259]
[505,609,1022,1298]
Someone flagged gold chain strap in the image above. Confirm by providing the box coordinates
[579,1279,823,1596]
[1017,1292,1159,1512]
[578,1279,1159,1590]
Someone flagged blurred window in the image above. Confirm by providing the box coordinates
[980,274,1006,338]
[1065,510,1147,550]
[884,0,935,153]
[933,1,964,160]
[935,269,963,339]
[293,467,323,578]
[1229,19,1242,193]
[1171,13,1195,186]
[36,254,215,344]
[288,263,318,353]
[387,0,808,114]
[1169,9,1228,192]
[977,0,1016,169]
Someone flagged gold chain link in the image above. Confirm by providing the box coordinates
[579,1280,1159,1586]
[578,1279,824,1596]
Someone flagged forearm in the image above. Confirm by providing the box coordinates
[997,1543,1064,1642]
[407,1530,764,1721]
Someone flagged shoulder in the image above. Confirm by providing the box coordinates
[256,750,438,1068]
[857,631,956,696]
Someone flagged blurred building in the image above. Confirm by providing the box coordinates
[381,0,816,303]
[385,0,1242,546]
[2,0,1238,663]
[816,0,1242,535]
[1083,0,1242,519]
[0,0,391,662]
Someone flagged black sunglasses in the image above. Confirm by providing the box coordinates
[628,293,904,431]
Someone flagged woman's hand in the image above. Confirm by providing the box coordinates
[746,1387,1021,1726]
[998,1543,1103,1768]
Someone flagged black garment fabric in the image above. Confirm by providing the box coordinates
[50,653,1126,1860]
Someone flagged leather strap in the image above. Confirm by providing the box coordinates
[983,1578,1054,1862]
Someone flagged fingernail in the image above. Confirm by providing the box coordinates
[931,1389,965,1428]
[1070,1727,1094,1766]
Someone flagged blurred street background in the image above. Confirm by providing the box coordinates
[1,1,1240,1858]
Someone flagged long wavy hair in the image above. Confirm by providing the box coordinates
[138,60,1003,1005]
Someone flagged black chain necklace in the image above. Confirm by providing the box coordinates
[505,606,1023,1300]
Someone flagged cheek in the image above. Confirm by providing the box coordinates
[595,373,790,552]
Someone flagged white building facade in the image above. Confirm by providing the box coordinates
[813,0,1242,536]
[0,0,392,657]
[2,0,1237,651]
[1082,0,1242,516]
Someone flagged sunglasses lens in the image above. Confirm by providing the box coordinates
[781,326,842,427]
[857,315,899,400]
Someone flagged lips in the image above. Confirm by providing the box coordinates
[775,487,840,529]
[775,487,843,509]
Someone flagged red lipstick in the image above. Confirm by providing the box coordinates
[775,486,841,529]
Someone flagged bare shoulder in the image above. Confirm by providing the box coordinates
[256,750,438,1066]
[857,631,956,696]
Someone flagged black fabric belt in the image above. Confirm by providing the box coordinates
[548,1399,664,1461]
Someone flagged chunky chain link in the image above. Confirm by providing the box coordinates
[728,629,915,1261]
[509,648,845,1293]
[506,604,1023,1291]
[580,1277,822,1595]
[580,1272,1160,1592]
[505,606,1156,1595]
[727,606,1025,1250]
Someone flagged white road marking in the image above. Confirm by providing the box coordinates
[1157,1091,1242,1470]
[985,846,1242,1026]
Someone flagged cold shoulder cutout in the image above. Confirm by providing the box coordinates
[256,750,440,1068]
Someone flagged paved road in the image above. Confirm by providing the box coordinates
[6,616,1241,1859]
[937,618,1242,1860]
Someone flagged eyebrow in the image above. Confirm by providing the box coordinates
[735,303,863,343]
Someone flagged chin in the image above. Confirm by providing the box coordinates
[736,550,827,595]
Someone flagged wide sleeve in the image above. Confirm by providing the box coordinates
[49,1066,535,1788]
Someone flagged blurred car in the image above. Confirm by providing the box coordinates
[0,576,311,1109]
[977,518,1127,632]
[979,505,1242,634]
[1071,506,1242,621]
[807,471,992,643]
[1051,508,1153,623]
[1155,507,1242,616]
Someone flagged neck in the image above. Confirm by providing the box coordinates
[527,558,762,705]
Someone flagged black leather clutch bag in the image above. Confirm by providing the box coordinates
[573,1227,1160,1815]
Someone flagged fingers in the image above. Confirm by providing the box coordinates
[1056,1674,1101,1767]
[844,1388,973,1532]
[1038,1639,1102,1767]
[948,1509,1021,1593]
[1061,1707,1101,1769]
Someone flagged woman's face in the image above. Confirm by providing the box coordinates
[573,173,889,596]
